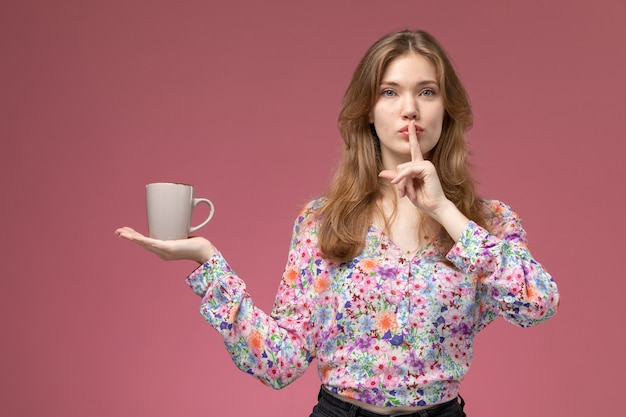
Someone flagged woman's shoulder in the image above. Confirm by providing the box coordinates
[285,198,325,245]
[304,197,326,211]
[292,197,325,227]
[297,197,324,217]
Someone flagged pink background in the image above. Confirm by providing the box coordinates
[2,1,625,416]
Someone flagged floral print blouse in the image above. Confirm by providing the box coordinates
[186,199,559,407]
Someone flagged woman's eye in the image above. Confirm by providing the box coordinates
[420,89,436,97]
[381,89,395,97]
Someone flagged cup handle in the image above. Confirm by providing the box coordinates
[189,198,215,234]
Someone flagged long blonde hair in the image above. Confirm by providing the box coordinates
[318,29,487,263]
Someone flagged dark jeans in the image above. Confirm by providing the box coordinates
[310,386,466,417]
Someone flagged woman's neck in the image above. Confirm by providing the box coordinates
[375,194,438,255]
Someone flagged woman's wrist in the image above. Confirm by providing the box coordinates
[430,200,469,242]
[197,242,217,264]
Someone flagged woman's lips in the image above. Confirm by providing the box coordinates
[399,124,424,137]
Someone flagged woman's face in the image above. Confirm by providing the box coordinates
[369,52,445,168]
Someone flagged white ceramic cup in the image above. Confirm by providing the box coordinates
[146,182,215,240]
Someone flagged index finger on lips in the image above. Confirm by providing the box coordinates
[409,120,424,162]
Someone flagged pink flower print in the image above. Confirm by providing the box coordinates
[278,286,296,304]
[373,357,386,374]
[351,272,364,284]
[362,275,377,291]
[298,250,311,265]
[368,339,386,356]
[365,290,382,305]
[267,365,281,380]
[364,375,380,390]
[382,368,401,388]
[508,281,522,296]
[351,299,366,313]
[386,278,405,304]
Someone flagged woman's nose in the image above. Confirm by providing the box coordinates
[401,96,419,119]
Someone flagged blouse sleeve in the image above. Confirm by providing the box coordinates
[446,200,560,330]
[184,203,320,389]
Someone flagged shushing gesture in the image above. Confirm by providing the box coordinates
[378,120,469,242]
[378,120,448,216]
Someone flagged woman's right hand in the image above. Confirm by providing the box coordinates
[114,227,217,264]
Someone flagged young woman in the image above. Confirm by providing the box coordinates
[116,29,559,417]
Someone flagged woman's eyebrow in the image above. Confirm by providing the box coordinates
[379,80,439,87]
